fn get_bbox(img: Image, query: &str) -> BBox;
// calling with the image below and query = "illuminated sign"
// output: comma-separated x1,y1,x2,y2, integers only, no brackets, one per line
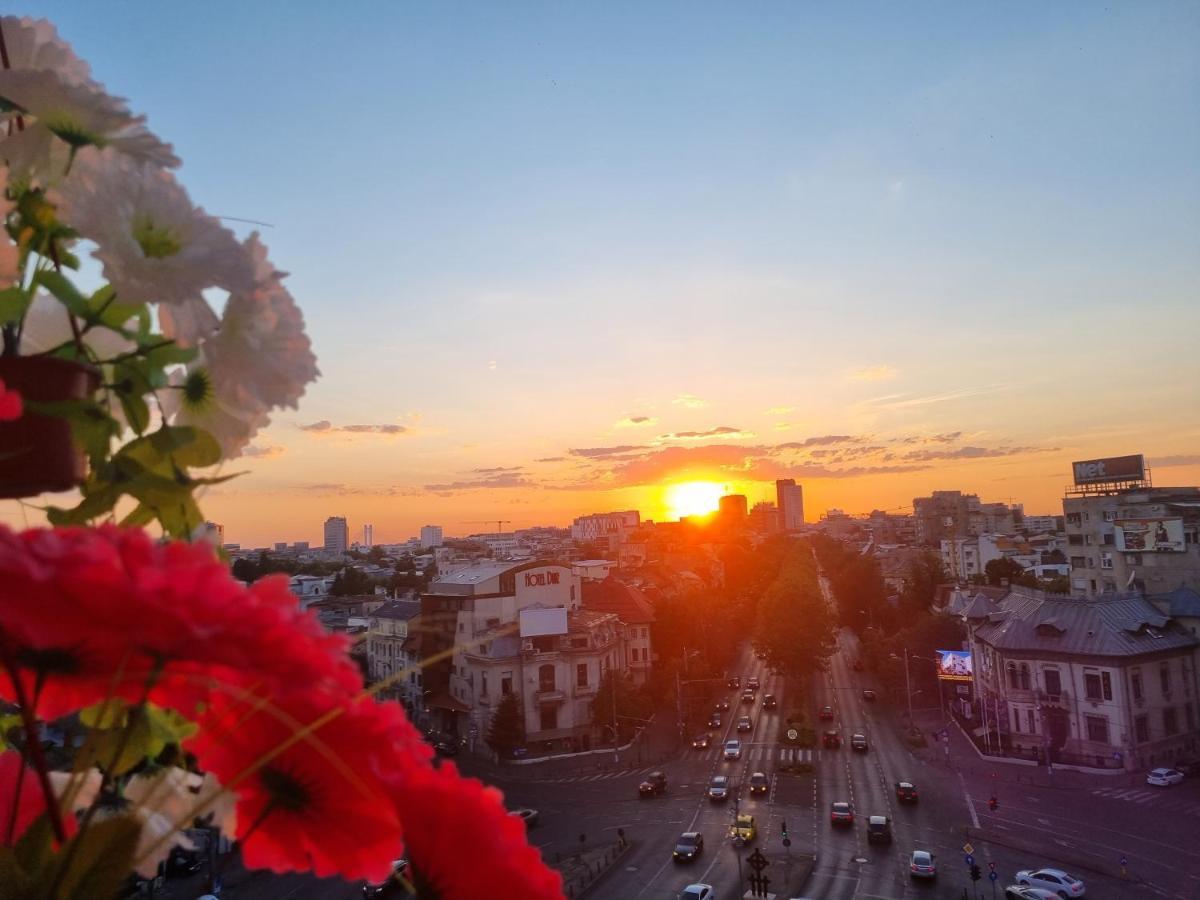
1071,454,1145,486
523,571,561,587
936,649,973,683
1115,518,1185,553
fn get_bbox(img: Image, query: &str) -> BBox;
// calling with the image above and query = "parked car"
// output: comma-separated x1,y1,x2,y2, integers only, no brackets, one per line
909,850,937,880
741,689,755,704
728,676,741,689
748,771,769,795
680,884,714,900
851,733,869,752
819,705,834,720
830,801,854,827
707,775,730,801
747,676,760,690
1014,868,1086,897
1147,767,1185,786
822,730,842,749
762,693,777,710
724,739,742,760
639,771,668,797
433,738,461,757
862,689,877,701
362,860,409,898
895,781,919,804
708,712,722,728
1004,888,1061,900
1174,758,1200,777
509,808,539,828
737,716,752,733
673,831,704,862
728,814,756,843
692,733,712,750
866,815,892,844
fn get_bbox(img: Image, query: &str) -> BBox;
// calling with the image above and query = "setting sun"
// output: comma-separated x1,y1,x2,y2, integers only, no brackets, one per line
665,480,724,521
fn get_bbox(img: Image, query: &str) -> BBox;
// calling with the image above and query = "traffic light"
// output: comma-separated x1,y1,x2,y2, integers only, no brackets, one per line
781,820,788,838
988,795,998,811
970,864,982,882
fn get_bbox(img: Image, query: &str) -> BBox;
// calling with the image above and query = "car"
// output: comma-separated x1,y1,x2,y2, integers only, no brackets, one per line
895,781,919,804
728,676,741,689
819,705,834,721
851,733,868,752
1174,758,1200,777
639,771,668,797
673,831,704,862
728,814,756,843
755,650,767,660
509,808,539,828
1147,767,1185,786
714,699,730,711
862,689,877,701
741,689,755,704
680,884,714,900
737,716,752,733
830,801,853,826
822,730,842,749
1014,867,1086,897
748,771,769,795
1004,888,1061,900
866,815,892,844
910,850,936,880
724,739,742,760
692,733,712,750
747,676,760,690
362,859,409,898
433,737,461,757
707,775,730,801
708,712,722,728
761,693,777,710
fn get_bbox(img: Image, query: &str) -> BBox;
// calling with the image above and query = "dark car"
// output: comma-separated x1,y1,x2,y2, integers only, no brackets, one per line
850,733,868,752
639,771,668,797
737,716,752,733
861,689,877,701
895,781,919,804
761,693,777,710
819,705,834,721
728,675,741,689
714,699,730,711
866,815,892,844
672,831,704,862
434,738,461,757
1175,758,1200,777
692,733,712,750
741,689,755,704
822,730,842,749
748,771,769,795
165,847,202,878
707,775,730,801
708,712,722,728
830,801,854,826
362,860,409,898
746,676,760,690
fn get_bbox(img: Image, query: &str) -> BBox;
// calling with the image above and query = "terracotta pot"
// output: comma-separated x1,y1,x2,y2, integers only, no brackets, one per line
0,355,100,498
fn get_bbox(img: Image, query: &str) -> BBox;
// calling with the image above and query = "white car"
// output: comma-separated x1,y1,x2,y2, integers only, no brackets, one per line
1146,767,1185,786
724,739,742,760
1015,867,1086,897
680,884,713,900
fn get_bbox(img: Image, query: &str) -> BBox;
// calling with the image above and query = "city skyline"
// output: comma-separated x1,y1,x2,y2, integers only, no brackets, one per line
21,2,1200,547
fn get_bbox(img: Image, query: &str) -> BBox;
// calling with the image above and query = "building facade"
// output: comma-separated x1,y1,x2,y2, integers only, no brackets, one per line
776,480,804,531
571,510,641,547
420,525,444,548
363,523,374,547
366,599,422,712
323,516,349,554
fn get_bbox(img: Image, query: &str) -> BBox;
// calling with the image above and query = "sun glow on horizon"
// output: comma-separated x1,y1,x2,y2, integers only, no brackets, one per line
664,480,724,521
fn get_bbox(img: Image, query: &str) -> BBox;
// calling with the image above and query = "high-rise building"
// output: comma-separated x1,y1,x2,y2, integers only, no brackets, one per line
201,521,224,546
749,501,781,534
323,516,349,553
776,480,804,530
718,494,748,524
420,525,444,548
363,524,374,547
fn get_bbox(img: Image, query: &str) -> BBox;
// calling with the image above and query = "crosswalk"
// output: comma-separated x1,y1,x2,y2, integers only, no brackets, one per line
531,746,824,783
704,745,823,765
1089,785,1200,818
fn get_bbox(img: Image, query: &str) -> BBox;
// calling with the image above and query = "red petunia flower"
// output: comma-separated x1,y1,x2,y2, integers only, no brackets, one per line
387,762,563,900
0,379,21,421
0,526,362,720
185,687,430,883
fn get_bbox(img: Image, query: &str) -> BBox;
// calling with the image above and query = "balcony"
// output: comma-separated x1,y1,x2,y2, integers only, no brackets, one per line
535,687,566,703
1036,689,1069,706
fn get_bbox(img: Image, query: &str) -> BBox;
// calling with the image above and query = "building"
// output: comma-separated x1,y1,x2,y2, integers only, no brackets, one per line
420,525,444,548
366,598,422,712
966,587,1199,771
571,511,640,548
913,490,1023,546
1062,455,1200,597
718,494,748,525
941,534,1041,583
202,521,224,546
581,577,656,685
363,524,374,547
323,516,349,554
1020,515,1063,536
749,501,780,535
776,480,804,530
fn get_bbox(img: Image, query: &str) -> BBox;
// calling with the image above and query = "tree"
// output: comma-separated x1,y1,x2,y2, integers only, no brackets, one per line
985,557,1031,588
593,671,653,743
486,691,524,758
330,566,374,596
753,545,837,679
367,545,386,564
900,552,945,616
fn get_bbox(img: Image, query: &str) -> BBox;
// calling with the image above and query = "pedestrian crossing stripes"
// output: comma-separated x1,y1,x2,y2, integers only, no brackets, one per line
531,746,824,783
1090,786,1200,817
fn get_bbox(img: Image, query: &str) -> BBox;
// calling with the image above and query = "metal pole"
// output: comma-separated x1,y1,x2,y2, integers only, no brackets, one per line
904,647,913,725
610,662,619,764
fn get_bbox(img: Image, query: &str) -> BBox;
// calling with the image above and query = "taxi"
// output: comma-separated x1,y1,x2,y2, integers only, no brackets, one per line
728,814,756,844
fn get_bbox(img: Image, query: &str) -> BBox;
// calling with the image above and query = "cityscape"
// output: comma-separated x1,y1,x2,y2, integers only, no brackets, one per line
0,4,1197,900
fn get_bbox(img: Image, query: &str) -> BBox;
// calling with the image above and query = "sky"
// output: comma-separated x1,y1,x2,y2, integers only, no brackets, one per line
20,2,1200,546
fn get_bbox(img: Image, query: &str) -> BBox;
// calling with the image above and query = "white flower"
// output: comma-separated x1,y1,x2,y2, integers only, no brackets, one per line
0,17,94,87
158,294,219,347
122,767,216,878
47,767,103,816
0,71,178,182
166,362,273,458
50,149,252,306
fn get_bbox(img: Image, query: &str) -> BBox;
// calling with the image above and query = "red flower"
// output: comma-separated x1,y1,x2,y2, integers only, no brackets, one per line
186,688,430,883
0,751,69,845
0,526,362,720
0,379,21,421
388,762,563,900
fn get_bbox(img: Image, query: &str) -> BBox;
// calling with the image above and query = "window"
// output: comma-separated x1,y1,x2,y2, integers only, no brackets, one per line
1084,535,1093,545
1101,671,1112,701
1019,664,1031,691
1043,668,1062,697
1164,707,1179,736
1161,663,1172,696
1084,671,1102,700
1135,715,1149,743
1007,663,1019,690
1012,708,1021,732
1070,556,1087,568
540,704,558,731
1026,709,1036,733
480,671,488,697
1131,669,1143,701
576,663,588,688
1100,552,1113,570
1126,553,1141,565
1067,534,1084,546
1103,510,1118,522
1085,715,1109,744
501,672,513,695
538,664,556,692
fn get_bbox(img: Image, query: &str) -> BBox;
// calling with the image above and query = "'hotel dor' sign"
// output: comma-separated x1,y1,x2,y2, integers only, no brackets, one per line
524,571,561,587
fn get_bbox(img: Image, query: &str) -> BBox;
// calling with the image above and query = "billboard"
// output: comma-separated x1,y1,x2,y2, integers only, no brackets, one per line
1115,518,1185,553
936,649,973,683
1072,454,1145,486
518,606,568,638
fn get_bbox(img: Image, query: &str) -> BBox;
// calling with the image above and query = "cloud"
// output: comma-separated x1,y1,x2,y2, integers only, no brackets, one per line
1151,454,1200,468
569,444,649,458
658,425,752,441
242,444,285,458
300,420,408,435
672,394,707,409
471,466,525,474
863,385,1008,410
849,364,898,382
424,472,536,493
901,445,1058,462
534,456,567,463
616,415,658,428
487,360,497,371
776,435,860,449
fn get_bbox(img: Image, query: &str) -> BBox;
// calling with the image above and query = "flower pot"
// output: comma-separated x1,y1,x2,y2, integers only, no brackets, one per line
0,355,100,498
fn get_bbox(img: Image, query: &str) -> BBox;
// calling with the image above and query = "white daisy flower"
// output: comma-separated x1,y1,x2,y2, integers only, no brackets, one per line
167,362,273,458
0,17,94,87
51,149,252,306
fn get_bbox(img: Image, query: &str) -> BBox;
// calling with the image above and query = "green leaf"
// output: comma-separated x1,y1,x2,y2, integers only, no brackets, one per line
11,814,54,881
145,704,198,749
0,846,37,900
32,270,88,317
45,480,122,527
44,815,140,900
141,341,196,370
118,503,158,528
84,285,142,332
0,286,30,325
79,699,130,730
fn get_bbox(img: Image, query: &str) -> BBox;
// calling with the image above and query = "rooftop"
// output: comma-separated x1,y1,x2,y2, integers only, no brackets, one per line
581,577,656,624
371,599,422,621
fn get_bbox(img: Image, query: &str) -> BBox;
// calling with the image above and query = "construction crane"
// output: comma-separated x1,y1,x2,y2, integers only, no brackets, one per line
461,519,513,534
